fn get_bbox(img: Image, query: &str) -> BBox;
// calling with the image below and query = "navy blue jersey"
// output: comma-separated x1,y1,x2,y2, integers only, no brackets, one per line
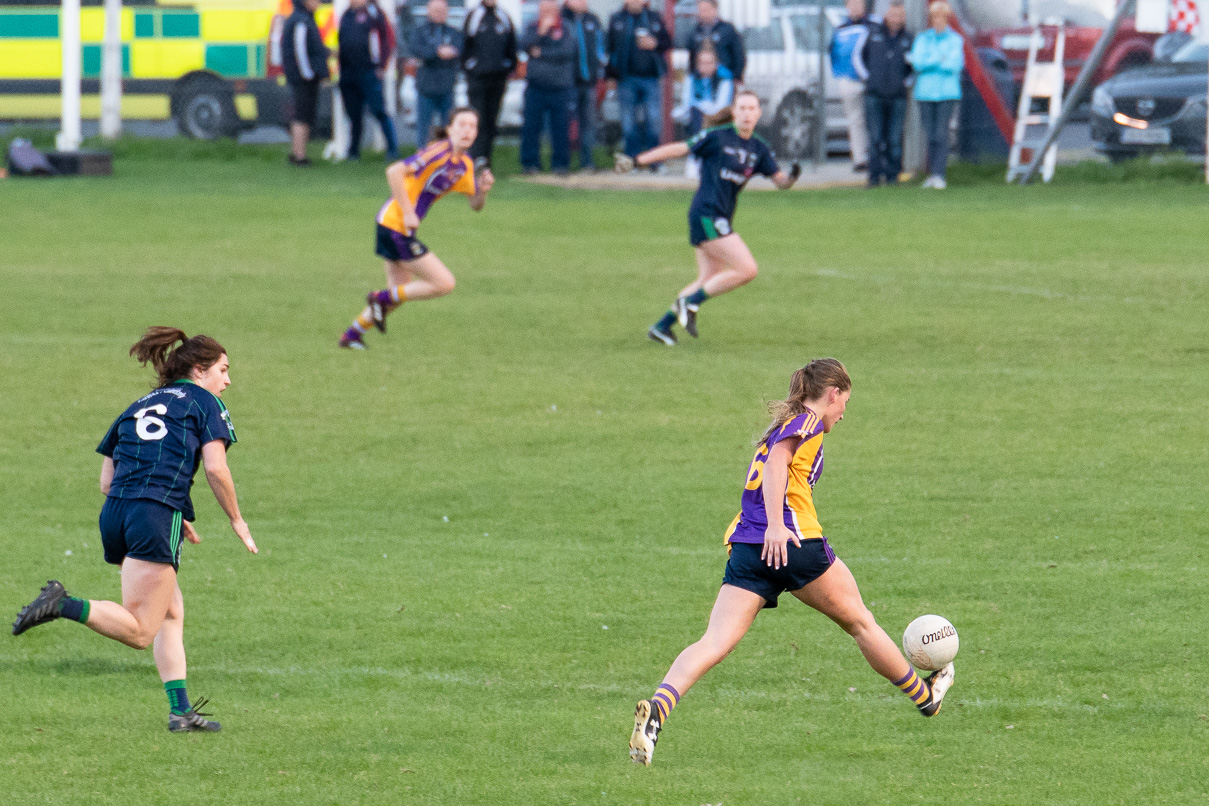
687,124,779,221
96,381,236,521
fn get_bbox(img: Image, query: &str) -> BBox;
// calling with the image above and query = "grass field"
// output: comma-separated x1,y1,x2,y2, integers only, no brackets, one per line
1,140,1208,805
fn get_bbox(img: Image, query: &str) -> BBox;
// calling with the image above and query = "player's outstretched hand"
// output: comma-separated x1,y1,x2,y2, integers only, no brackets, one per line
478,168,496,193
183,520,202,545
232,518,258,554
614,153,635,173
789,162,802,181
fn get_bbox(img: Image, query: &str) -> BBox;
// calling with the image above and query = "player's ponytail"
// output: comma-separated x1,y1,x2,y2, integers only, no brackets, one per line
761,358,851,444
129,326,226,388
431,106,480,142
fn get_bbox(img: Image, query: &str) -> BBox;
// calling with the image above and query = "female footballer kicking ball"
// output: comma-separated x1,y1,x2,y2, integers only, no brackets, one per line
12,327,257,732
339,107,495,349
615,90,801,345
628,359,955,765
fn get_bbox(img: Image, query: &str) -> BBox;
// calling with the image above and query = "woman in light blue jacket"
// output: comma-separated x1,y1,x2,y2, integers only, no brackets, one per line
908,1,964,188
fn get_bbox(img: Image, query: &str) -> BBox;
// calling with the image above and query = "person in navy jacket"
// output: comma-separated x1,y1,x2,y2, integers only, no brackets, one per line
562,0,605,170
408,0,463,145
338,0,399,160
281,0,330,165
860,1,912,186
606,0,672,161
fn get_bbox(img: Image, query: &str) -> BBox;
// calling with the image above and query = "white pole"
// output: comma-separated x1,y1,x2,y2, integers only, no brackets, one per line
100,0,122,139
57,0,83,152
326,0,351,160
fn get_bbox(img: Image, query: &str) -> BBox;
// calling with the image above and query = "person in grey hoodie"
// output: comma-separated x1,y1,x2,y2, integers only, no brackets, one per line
408,0,463,145
519,0,575,173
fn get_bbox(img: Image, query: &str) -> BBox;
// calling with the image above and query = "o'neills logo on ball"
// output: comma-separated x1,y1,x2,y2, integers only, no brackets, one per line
921,625,957,644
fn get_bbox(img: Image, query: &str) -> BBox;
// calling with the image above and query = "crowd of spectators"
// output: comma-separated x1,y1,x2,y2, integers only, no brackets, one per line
281,0,966,186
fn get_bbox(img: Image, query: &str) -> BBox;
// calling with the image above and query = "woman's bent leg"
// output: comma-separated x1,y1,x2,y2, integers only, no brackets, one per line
84,558,177,650
153,583,186,682
697,235,759,298
789,559,910,682
393,252,456,301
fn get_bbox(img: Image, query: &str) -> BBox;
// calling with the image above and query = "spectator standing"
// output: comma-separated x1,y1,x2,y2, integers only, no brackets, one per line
281,0,330,165
686,0,744,83
463,0,518,167
829,0,875,171
338,0,399,160
408,0,463,145
908,0,963,189
562,0,606,171
606,0,672,162
860,1,912,186
519,0,576,174
672,46,733,177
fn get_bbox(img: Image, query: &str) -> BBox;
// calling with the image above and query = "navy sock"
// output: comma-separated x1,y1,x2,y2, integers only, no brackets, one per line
59,596,89,623
655,311,677,332
165,680,191,715
686,288,710,306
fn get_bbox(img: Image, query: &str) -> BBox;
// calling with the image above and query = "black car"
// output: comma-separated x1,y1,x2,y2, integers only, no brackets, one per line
1090,40,1208,162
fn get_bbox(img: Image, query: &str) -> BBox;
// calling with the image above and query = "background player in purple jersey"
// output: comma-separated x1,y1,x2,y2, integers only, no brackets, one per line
340,108,495,349
614,90,801,345
12,328,257,733
629,359,955,766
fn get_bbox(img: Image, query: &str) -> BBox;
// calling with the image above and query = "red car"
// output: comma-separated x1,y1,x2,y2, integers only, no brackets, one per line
973,18,1160,88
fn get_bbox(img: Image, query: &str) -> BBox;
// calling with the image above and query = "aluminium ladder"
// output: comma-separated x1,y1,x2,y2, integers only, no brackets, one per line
1006,21,1066,183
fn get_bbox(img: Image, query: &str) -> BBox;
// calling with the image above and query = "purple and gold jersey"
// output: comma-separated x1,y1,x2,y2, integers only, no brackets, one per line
377,140,477,235
724,409,826,544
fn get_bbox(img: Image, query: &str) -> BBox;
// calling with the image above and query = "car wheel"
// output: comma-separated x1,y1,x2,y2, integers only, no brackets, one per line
175,77,239,140
772,91,819,160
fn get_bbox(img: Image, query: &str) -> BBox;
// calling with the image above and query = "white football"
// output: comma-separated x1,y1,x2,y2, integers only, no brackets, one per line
902,615,959,671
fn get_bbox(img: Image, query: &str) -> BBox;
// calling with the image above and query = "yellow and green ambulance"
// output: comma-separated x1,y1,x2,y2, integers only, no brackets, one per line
0,0,335,138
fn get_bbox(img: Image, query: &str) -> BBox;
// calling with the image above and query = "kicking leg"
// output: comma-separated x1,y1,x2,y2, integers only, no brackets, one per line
630,584,764,765
790,559,953,715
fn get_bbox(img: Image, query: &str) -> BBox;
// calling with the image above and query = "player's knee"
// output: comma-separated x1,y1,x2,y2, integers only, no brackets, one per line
434,274,456,297
128,630,156,650
737,260,758,283
839,606,877,637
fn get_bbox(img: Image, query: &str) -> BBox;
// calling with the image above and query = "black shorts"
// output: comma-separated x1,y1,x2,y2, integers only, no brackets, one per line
99,497,184,572
722,538,836,608
689,210,735,246
290,80,321,126
375,223,429,261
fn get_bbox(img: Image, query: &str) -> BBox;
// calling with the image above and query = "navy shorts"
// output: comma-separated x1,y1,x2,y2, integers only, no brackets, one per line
290,79,320,126
376,223,429,262
688,210,734,246
99,497,185,572
723,538,836,608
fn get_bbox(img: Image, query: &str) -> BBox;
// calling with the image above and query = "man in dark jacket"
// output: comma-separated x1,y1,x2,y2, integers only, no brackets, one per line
338,0,398,160
686,0,744,82
562,0,605,170
408,0,462,145
860,1,912,186
605,0,672,160
462,0,518,166
281,0,330,164
519,0,575,173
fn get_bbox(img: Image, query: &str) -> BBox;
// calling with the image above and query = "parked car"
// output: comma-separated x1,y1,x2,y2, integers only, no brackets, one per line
1090,38,1207,161
972,17,1159,91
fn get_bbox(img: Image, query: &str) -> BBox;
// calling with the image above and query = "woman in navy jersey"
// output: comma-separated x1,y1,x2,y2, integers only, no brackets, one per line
12,327,256,733
616,90,801,345
628,360,955,766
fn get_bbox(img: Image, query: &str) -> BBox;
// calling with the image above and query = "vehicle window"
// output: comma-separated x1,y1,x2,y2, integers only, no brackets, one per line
744,19,784,51
788,11,831,52
1172,41,1209,63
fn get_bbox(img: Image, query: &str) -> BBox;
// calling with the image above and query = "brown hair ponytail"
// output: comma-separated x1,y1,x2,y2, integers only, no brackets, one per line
129,326,226,388
760,358,851,444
